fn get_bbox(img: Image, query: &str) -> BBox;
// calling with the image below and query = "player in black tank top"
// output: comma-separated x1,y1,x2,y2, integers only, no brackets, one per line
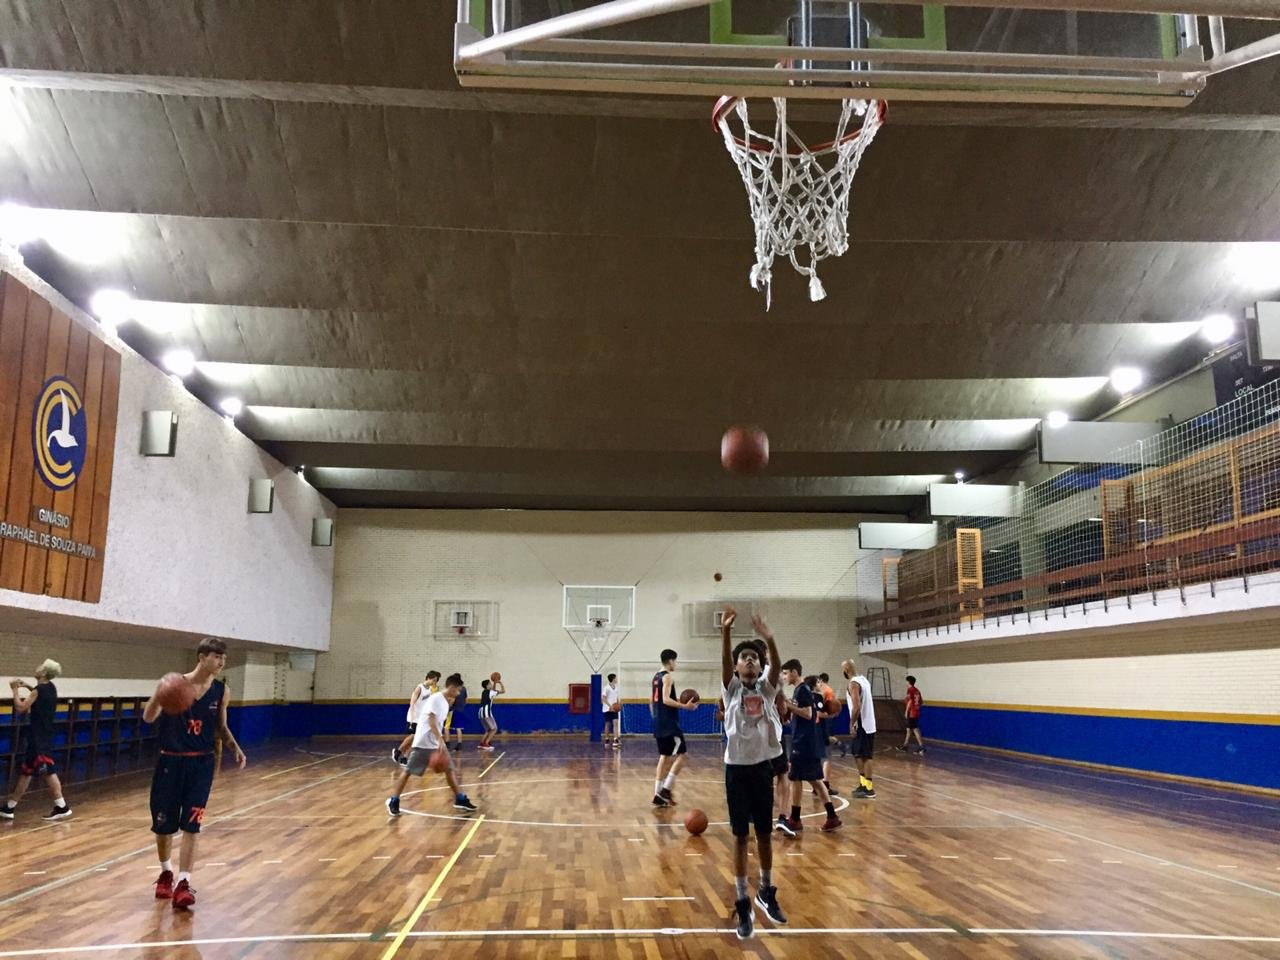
144,639,247,911
651,650,697,807
3,658,72,821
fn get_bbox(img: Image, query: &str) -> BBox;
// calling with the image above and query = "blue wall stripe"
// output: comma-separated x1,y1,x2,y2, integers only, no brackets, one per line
923,704,1280,791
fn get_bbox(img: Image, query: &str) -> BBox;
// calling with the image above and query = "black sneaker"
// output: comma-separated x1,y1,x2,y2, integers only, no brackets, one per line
651,794,668,807
42,805,71,821
454,795,478,811
659,787,676,806
385,796,400,817
754,885,787,925
391,747,402,764
825,782,840,797
853,786,876,799
773,815,796,838
0,804,15,820
733,897,754,940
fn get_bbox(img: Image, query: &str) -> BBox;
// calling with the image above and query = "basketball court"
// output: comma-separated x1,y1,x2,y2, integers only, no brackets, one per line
1,0,1280,957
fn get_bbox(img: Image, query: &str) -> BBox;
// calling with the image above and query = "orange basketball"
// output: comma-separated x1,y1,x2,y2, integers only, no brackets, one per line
680,688,700,705
720,425,769,475
154,672,196,716
490,671,501,683
684,808,708,835
428,748,450,773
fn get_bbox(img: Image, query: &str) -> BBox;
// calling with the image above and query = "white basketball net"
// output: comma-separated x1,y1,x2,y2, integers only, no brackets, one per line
566,620,630,674
715,97,884,309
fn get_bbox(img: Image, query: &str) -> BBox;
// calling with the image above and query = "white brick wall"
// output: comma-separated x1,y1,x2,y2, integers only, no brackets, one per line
904,618,1280,716
319,509,893,701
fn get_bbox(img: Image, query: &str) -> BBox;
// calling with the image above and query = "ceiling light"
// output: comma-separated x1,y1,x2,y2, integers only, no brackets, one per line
0,202,41,247
1109,366,1143,394
1225,244,1280,294
89,289,133,328
1045,411,1069,430
1200,313,1235,345
1146,321,1199,346
39,210,124,265
953,470,965,482
219,397,243,418
162,349,196,378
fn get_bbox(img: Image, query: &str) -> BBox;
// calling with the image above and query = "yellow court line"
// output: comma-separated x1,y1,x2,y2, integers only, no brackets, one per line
259,753,347,781
379,814,486,960
477,751,505,779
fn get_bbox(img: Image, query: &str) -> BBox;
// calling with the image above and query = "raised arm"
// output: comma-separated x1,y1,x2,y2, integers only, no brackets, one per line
495,681,506,695
720,607,737,687
9,680,35,716
219,691,247,768
751,615,781,689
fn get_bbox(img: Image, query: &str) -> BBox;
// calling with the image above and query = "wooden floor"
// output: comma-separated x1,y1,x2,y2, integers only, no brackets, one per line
1,737,1278,959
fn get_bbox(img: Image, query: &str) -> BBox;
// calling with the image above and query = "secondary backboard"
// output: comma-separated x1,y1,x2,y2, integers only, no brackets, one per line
449,0,1275,108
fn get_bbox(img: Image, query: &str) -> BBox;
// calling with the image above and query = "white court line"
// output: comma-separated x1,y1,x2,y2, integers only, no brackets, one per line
259,753,347,781
206,862,227,867
872,769,1280,900
1047,859,1068,863
839,853,857,857
262,860,283,865
940,855,960,859
477,751,506,779
889,854,907,858
478,854,496,859
0,757,381,910
4,927,1280,956
993,857,1013,861
319,858,338,862
372,856,392,861
1103,860,1123,864
21,871,45,876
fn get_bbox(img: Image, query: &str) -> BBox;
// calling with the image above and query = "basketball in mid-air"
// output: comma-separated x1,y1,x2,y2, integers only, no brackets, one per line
684,808,708,835
154,673,196,715
720,426,769,474
680,688,700,705
491,671,501,682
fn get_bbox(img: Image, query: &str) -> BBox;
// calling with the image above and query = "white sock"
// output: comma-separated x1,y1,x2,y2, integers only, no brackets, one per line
654,780,662,796
178,871,191,883
662,773,676,790
54,798,67,808
161,860,173,873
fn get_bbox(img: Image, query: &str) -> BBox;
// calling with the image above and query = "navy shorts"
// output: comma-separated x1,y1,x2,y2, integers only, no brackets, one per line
655,732,687,756
451,710,468,732
726,759,776,838
788,754,823,783
20,741,56,777
150,753,216,835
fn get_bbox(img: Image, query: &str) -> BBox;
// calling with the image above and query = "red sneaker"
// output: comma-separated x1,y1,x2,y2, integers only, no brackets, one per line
172,879,196,910
154,869,174,899
821,815,843,832
785,817,804,833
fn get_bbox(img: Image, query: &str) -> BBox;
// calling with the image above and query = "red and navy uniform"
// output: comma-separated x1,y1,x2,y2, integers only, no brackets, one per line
149,679,223,835
651,670,686,756
20,681,58,776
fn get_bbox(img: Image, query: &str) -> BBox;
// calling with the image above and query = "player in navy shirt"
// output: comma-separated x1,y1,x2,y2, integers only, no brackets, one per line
651,649,698,806
2,658,72,821
777,660,840,834
144,638,247,911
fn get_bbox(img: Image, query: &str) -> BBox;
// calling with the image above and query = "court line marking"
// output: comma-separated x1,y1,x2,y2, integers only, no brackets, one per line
379,814,485,960
871,768,1280,901
5,927,1280,955
0,757,381,910
623,897,695,902
259,753,347,781
477,751,506,779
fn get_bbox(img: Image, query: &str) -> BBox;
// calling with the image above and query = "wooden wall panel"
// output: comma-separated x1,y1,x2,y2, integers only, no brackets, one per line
0,272,119,602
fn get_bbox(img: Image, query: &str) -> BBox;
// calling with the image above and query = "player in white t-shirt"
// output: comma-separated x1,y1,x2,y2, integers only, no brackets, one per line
720,606,787,940
393,670,439,765
385,673,478,816
602,673,621,747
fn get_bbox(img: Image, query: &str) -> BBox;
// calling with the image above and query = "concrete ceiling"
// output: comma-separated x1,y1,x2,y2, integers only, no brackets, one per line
2,1,1279,512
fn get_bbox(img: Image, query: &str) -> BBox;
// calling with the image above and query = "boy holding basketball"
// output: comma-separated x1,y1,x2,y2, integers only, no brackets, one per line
720,607,787,939
652,649,698,806
779,661,841,834
602,673,621,746
386,673,478,816
2,659,72,821
477,674,505,751
145,638,247,910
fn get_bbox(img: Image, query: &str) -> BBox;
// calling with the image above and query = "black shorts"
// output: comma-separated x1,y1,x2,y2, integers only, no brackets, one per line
405,721,418,734
905,717,919,730
853,729,876,760
655,732,687,756
770,752,789,778
726,759,777,838
20,740,56,777
788,754,824,783
150,753,216,835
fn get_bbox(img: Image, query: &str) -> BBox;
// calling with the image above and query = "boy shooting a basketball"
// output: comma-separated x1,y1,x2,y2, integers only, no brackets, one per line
477,675,505,751
386,673,478,816
720,607,787,940
2,659,72,822
652,649,697,807
393,670,440,765
145,638,247,910
602,673,621,747
778,661,841,834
